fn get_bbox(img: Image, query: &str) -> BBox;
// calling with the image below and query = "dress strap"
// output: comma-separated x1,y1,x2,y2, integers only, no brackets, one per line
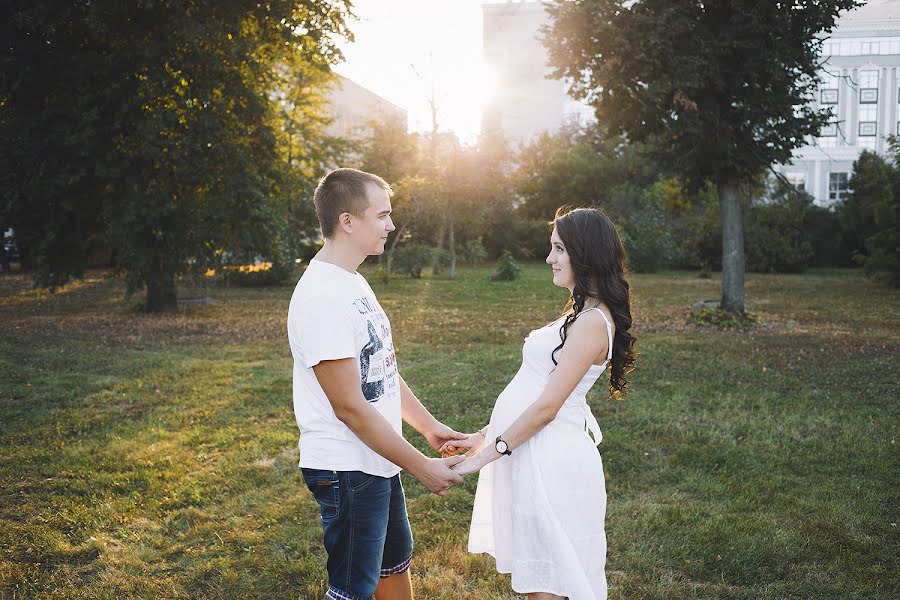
580,307,614,362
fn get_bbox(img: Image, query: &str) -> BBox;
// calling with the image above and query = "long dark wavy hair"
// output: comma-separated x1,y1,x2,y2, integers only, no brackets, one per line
550,206,637,397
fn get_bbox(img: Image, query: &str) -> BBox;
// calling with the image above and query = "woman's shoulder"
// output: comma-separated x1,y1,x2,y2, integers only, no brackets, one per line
574,304,614,329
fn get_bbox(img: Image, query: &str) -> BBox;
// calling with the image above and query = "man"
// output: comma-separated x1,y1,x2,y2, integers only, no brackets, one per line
287,168,466,600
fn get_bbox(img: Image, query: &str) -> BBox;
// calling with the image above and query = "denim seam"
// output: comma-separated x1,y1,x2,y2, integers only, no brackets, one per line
344,472,354,593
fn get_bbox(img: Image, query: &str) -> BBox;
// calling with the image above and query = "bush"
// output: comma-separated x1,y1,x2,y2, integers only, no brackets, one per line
223,260,297,287
614,187,676,273
491,250,521,281
689,306,759,329
842,148,900,286
392,243,433,278
460,238,488,268
431,246,450,275
744,185,815,273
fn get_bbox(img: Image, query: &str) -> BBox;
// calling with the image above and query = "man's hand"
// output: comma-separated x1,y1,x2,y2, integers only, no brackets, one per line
439,430,488,458
410,455,465,496
424,422,467,454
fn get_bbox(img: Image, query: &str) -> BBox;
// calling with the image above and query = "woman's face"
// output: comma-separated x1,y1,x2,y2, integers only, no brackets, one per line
546,227,575,290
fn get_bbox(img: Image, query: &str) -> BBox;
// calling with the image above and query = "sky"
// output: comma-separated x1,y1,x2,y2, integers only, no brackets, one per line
333,0,495,143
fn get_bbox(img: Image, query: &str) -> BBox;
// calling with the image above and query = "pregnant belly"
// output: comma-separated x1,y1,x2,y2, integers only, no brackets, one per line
489,371,546,433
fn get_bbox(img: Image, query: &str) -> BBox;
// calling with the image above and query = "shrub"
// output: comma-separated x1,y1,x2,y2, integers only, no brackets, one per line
460,238,488,268
491,250,521,281
391,243,433,278
744,185,815,273
689,306,759,329
615,187,676,273
431,246,450,275
842,148,900,286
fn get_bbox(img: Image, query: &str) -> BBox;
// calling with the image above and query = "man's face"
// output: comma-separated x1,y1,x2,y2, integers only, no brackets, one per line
353,184,395,256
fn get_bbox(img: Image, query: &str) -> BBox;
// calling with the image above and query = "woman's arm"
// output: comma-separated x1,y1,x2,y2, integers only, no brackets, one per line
453,311,610,476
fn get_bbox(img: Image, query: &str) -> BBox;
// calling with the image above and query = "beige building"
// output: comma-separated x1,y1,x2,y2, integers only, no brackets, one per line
324,74,407,140
481,1,592,147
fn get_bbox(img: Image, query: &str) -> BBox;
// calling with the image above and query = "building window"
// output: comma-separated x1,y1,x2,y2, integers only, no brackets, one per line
821,89,838,104
859,121,877,136
829,172,849,203
785,172,806,191
857,72,879,150
821,37,900,57
818,121,838,147
859,69,879,89
819,70,840,105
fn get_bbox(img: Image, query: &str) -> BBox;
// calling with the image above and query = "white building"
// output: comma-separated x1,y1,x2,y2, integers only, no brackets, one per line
481,1,592,147
774,0,900,206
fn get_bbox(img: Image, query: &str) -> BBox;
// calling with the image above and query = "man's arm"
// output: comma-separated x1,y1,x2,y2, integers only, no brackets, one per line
398,375,466,452
313,358,463,495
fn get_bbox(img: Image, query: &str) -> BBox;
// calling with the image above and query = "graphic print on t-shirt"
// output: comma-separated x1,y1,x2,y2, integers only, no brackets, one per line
360,320,384,401
353,297,398,403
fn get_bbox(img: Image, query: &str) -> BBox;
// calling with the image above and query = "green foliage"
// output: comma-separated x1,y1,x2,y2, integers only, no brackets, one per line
391,243,433,278
842,149,900,286
613,185,677,273
430,246,451,275
491,250,522,281
515,126,614,220
671,183,723,270
0,0,349,310
460,238,488,268
744,184,815,274
689,306,760,329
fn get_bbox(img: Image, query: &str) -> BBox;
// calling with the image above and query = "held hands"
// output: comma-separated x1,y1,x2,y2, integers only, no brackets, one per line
425,422,468,455
413,455,465,496
438,429,488,458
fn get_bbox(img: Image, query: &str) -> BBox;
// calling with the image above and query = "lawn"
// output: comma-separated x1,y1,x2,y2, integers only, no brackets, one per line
0,263,897,599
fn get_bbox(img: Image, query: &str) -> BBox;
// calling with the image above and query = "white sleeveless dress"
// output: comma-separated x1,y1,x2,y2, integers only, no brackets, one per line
468,308,612,599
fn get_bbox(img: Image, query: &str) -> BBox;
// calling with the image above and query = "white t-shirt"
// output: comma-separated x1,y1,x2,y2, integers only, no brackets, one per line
287,259,402,477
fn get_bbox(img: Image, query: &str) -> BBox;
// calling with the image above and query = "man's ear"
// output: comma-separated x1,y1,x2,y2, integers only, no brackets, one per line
338,212,353,235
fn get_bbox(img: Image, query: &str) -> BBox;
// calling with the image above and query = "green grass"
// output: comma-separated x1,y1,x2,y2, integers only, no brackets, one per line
0,264,897,598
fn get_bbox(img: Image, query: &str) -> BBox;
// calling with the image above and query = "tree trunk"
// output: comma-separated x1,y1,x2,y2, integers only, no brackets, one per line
146,271,178,312
383,223,405,284
448,210,456,280
433,221,446,274
718,175,745,313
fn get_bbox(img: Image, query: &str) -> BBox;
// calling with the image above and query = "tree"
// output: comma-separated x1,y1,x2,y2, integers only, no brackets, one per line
545,0,860,313
843,149,900,286
1,1,351,311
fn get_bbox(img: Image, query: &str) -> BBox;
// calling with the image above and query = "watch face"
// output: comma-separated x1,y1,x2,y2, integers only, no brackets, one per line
496,440,508,454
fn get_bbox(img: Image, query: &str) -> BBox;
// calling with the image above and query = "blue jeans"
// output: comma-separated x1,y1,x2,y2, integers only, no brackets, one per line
302,469,414,600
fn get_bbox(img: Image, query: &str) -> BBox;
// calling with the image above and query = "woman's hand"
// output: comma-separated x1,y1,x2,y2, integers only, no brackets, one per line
439,429,488,458
451,452,486,477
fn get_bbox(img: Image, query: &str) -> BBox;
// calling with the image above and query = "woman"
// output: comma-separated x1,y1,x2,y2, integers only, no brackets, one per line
443,206,636,600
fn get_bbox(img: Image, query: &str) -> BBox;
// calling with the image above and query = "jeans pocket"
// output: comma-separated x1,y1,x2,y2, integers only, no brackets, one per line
302,469,340,521
345,470,378,492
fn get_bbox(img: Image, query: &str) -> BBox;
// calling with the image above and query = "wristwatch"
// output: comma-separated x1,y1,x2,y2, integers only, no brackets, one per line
495,436,512,456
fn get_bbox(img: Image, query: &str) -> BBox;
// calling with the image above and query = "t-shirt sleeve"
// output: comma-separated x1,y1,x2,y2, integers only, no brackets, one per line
289,294,356,368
